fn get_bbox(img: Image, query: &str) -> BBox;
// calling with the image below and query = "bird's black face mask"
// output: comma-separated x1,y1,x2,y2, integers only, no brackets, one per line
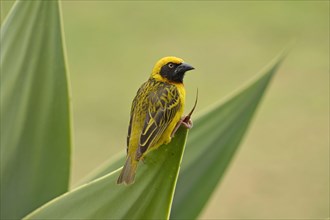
160,62,194,83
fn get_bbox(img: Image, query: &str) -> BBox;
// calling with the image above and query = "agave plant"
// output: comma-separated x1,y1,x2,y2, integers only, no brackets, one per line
0,1,284,219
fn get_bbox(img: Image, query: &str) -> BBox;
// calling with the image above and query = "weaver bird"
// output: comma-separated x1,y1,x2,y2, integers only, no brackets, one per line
117,56,194,185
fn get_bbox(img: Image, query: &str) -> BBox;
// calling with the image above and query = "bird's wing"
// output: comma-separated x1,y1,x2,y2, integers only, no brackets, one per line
126,104,134,154
126,85,144,154
137,84,181,159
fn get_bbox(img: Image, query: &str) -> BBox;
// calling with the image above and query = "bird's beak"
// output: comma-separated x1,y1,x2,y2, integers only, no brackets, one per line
175,62,195,74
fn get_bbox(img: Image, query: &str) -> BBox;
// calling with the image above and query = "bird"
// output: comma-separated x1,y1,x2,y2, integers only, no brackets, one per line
117,56,195,185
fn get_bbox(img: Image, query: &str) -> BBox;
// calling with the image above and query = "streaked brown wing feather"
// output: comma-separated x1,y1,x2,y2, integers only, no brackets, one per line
137,83,180,158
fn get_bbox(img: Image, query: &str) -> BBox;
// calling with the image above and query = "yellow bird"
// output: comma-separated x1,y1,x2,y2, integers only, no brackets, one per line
117,56,194,185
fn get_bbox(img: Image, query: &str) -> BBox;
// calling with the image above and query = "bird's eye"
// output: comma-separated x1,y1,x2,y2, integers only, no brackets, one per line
168,63,174,68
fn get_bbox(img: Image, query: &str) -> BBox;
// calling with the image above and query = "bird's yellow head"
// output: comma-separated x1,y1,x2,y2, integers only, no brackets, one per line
151,56,194,83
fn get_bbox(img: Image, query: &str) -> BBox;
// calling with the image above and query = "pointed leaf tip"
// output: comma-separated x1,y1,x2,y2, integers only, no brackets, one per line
170,53,284,219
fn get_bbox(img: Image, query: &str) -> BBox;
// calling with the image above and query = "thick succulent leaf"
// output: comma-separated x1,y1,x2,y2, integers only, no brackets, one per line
24,128,188,219
0,1,71,219
170,56,283,219
76,54,283,219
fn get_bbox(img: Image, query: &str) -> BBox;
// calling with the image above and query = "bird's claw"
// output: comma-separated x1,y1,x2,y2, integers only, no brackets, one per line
171,116,193,138
182,115,193,129
171,89,198,138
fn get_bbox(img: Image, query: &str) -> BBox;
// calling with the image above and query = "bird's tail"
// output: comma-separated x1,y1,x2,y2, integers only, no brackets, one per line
117,155,138,185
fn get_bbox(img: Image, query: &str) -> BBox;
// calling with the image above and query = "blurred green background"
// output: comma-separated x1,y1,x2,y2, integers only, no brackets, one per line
1,1,328,219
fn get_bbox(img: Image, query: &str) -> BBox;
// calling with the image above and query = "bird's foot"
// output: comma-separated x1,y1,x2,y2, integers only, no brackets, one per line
171,116,193,138
171,89,199,138
181,115,193,129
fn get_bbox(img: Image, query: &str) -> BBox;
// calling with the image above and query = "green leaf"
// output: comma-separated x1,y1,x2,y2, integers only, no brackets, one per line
24,128,188,219
170,55,284,219
75,54,284,218
0,1,71,219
